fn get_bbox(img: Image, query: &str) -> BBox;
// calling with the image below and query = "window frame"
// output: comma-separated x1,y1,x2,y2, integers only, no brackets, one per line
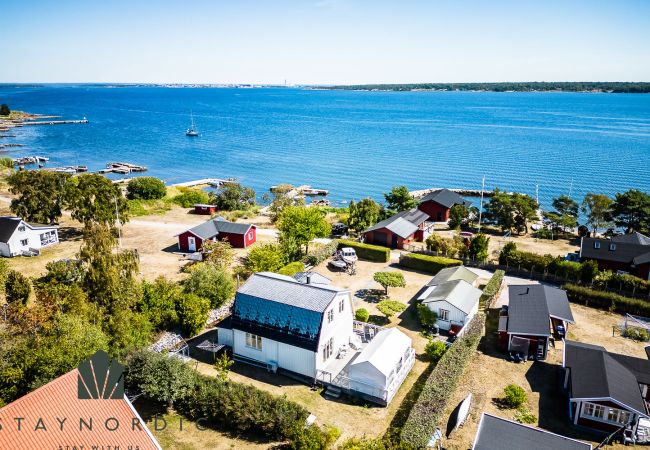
245,332,263,351
439,308,450,321
338,299,345,312
20,238,28,246
322,337,333,361
594,241,601,249
327,309,334,323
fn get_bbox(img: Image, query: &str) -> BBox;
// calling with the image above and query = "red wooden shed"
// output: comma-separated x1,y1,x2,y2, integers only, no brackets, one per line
193,204,218,215
177,218,256,252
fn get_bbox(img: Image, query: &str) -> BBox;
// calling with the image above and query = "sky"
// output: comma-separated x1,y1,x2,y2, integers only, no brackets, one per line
1,0,650,84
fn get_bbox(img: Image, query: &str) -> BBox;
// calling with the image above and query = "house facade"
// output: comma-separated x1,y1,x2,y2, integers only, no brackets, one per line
217,272,354,380
0,216,59,257
498,285,575,360
177,217,256,252
363,208,430,249
580,233,650,280
417,188,471,222
418,279,481,332
563,340,650,440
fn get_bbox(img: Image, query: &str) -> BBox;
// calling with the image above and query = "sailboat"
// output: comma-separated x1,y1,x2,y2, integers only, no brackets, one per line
186,111,199,137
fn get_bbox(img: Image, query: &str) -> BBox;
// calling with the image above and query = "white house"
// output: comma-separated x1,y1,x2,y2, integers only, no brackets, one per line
0,216,59,257
217,272,355,380
348,328,415,405
418,279,481,331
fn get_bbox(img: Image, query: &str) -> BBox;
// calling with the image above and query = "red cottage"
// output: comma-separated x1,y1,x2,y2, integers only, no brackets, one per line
579,232,650,281
177,218,256,252
417,188,471,222
363,208,430,249
193,204,218,215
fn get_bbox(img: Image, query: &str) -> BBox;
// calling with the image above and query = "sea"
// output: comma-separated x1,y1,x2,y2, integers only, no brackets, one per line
1,85,650,210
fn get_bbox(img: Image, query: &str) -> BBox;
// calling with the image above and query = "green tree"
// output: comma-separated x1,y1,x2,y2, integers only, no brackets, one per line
184,263,235,308
424,340,447,362
172,188,211,208
0,104,10,116
209,182,256,211
609,189,650,234
552,195,579,218
484,189,537,234
384,186,417,212
126,350,195,411
373,271,406,295
5,270,31,305
355,308,370,322
448,204,470,230
581,193,612,236
276,206,331,254
469,234,490,261
176,293,210,336
141,277,181,330
264,184,305,223
126,177,166,200
245,243,287,272
498,241,518,265
214,353,234,381
348,198,381,234
65,174,129,226
416,303,437,328
7,171,71,224
201,239,235,270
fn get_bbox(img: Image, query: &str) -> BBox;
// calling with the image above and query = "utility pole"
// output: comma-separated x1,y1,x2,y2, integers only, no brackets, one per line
114,196,122,247
478,175,485,233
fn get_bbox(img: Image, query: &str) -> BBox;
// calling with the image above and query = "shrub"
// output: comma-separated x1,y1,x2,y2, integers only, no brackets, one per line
377,300,407,318
424,340,447,362
176,293,211,336
246,243,287,273
514,408,537,424
355,308,370,322
184,263,235,308
305,240,338,266
401,315,483,448
337,239,390,263
286,424,341,450
564,283,650,316
398,253,462,274
622,327,649,341
594,271,650,296
126,177,166,200
502,384,527,408
5,270,31,305
480,270,505,307
416,303,437,328
172,188,211,208
373,271,406,295
278,261,306,277
0,157,14,170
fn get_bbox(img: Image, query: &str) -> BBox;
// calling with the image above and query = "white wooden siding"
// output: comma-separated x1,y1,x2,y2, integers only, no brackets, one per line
426,300,468,330
315,292,355,371
1,221,59,257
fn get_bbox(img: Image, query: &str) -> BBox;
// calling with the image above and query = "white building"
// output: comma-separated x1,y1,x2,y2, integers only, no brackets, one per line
418,279,481,331
0,216,59,257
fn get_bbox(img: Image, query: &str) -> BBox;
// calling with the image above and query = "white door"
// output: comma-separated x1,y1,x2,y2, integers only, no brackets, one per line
188,236,196,252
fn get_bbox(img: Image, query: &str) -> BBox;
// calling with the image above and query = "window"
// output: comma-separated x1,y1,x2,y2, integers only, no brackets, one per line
245,333,262,350
322,337,333,361
439,309,450,321
327,309,334,323
338,299,345,312
20,239,28,246
248,231,254,240
18,226,25,232
583,402,605,419
607,408,631,424
609,243,616,251
594,242,601,249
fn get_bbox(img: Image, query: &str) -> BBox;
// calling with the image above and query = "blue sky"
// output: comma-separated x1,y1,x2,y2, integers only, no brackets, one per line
2,0,649,84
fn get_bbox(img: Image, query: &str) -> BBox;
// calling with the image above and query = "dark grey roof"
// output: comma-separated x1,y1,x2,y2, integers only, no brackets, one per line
580,236,650,265
293,271,332,285
0,217,22,243
507,285,574,336
612,232,650,245
473,413,592,450
564,340,648,416
186,218,253,239
363,207,427,238
419,188,471,209
237,272,344,313
609,353,650,386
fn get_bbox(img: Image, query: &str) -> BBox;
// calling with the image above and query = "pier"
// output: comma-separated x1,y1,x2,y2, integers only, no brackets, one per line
171,178,234,188
98,162,147,174
21,118,89,126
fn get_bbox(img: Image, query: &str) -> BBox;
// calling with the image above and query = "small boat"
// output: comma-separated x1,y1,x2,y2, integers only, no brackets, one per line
454,393,472,431
301,187,329,196
340,247,358,264
186,111,199,137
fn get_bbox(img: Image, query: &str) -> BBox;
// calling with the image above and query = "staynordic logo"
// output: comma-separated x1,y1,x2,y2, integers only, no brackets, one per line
77,350,124,400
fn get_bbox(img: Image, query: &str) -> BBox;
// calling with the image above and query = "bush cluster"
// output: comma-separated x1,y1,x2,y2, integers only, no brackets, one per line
499,243,598,282
594,271,650,296
479,270,505,307
172,187,211,208
305,241,338,266
400,315,483,448
398,253,462,275
564,283,650,316
355,308,370,322
424,340,447,362
502,384,527,408
622,327,650,341
337,240,390,262
376,300,407,318
126,177,167,200
278,261,306,277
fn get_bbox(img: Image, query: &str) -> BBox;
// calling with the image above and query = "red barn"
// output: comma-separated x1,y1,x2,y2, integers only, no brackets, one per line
417,188,471,222
193,204,217,215
363,208,430,249
177,218,256,252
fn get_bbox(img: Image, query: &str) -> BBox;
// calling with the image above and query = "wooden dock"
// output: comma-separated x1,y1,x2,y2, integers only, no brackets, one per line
98,162,147,174
21,118,89,126
171,178,233,188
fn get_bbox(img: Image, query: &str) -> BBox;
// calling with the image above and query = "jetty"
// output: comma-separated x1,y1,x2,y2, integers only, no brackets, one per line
21,118,89,126
171,178,235,188
98,162,148,174
270,184,329,197
1,143,25,149
410,187,497,199
44,166,88,174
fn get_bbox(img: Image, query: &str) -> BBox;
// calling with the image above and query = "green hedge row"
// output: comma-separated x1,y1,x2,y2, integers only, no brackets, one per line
480,269,505,307
594,271,650,296
278,261,306,277
563,284,650,316
499,243,598,282
337,240,390,263
400,314,484,448
398,253,462,274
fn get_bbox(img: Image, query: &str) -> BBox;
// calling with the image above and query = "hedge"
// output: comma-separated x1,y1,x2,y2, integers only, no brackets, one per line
594,271,650,296
337,240,390,263
480,269,505,307
398,253,462,274
278,262,306,277
400,314,484,448
563,284,650,317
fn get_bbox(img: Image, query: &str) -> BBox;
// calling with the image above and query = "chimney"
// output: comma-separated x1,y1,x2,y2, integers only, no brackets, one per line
306,273,312,285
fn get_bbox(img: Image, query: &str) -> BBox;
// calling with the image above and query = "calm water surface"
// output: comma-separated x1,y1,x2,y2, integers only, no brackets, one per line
1,86,649,209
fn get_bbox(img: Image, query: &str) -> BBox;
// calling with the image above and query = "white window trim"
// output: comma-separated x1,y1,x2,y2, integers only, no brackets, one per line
581,401,632,426
245,332,262,351
439,309,450,321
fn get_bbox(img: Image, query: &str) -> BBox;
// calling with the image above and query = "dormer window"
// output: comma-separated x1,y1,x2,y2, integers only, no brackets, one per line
594,242,601,249
18,226,25,232
609,243,616,251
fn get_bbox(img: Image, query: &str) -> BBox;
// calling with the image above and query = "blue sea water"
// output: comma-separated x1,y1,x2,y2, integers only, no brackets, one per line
1,85,649,209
